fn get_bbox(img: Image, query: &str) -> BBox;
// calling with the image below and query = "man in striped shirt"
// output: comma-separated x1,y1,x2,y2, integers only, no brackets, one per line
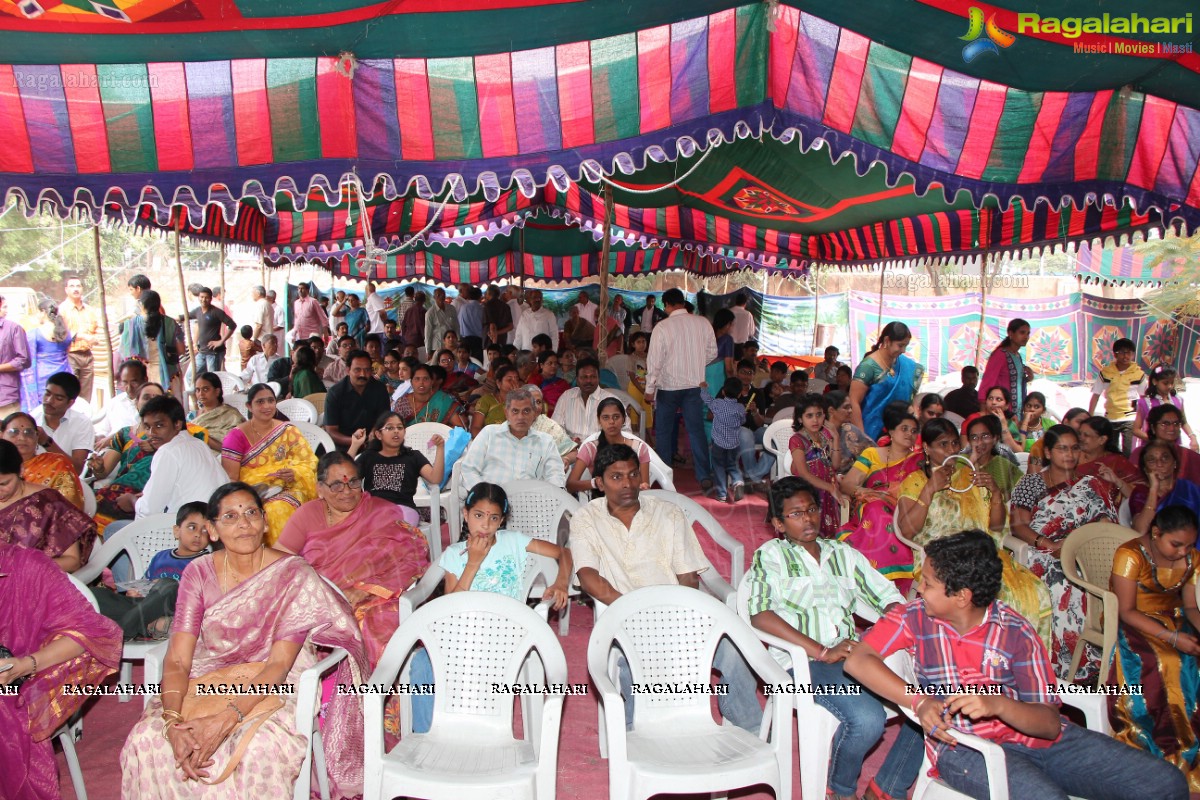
846,530,1186,800
645,288,716,491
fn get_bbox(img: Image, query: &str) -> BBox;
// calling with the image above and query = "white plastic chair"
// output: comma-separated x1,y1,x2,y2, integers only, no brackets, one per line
641,489,745,588
406,421,453,561
942,410,965,429
58,574,100,799
267,380,283,397
1118,497,1132,527
574,432,675,503
76,513,179,702
1060,521,1138,686
225,392,249,417
80,481,97,517
293,420,336,457
1014,451,1030,472
364,592,567,800
763,418,795,481
808,378,828,394
607,387,647,440
502,479,581,635
277,397,319,424
587,586,793,800
212,371,246,394
732,579,900,800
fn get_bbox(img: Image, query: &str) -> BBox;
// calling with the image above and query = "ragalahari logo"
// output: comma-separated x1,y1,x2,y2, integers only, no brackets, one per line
960,7,1016,62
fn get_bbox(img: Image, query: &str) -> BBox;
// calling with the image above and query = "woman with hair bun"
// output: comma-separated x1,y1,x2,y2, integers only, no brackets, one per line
848,321,925,440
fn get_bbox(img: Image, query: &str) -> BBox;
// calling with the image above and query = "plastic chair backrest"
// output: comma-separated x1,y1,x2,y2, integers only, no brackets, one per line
606,387,646,439
374,592,566,735
502,480,580,548
80,481,97,517
68,573,100,612
303,393,327,416
225,392,248,416
577,431,674,491
763,419,794,478
942,410,965,429
213,371,246,394
406,421,452,466
293,421,336,457
642,489,745,587
1061,522,1137,592
77,513,178,584
277,397,318,424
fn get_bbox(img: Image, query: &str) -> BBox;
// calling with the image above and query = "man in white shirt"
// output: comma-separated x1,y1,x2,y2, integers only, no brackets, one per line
571,443,762,731
511,290,559,352
574,291,597,325
267,290,286,351
729,292,757,346
365,282,390,335
424,288,459,356
551,357,614,442
31,371,94,471
459,387,566,489
645,288,717,491
251,285,272,341
505,286,524,346
241,334,284,386
132,395,227,518
96,360,148,438
329,290,348,334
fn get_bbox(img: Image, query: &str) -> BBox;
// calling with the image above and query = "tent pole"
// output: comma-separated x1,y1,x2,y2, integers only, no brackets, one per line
876,265,884,332
173,216,197,410
218,240,226,304
597,184,614,367
975,252,992,366
92,223,115,402
811,264,821,355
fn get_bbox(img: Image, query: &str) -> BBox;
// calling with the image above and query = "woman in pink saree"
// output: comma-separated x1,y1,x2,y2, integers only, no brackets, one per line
120,483,368,800
837,407,922,594
278,452,429,671
0,543,122,800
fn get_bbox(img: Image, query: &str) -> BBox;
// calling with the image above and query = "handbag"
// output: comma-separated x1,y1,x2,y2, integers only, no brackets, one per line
178,662,285,785
0,645,29,688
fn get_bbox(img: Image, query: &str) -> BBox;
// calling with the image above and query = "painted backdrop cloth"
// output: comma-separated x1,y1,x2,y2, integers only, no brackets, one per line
221,424,316,546
19,329,72,413
1108,540,1200,791
120,554,367,800
0,486,96,563
0,543,121,800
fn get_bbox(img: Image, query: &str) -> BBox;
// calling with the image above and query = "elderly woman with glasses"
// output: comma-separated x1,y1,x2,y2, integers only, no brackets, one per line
277,452,429,734
1009,424,1120,681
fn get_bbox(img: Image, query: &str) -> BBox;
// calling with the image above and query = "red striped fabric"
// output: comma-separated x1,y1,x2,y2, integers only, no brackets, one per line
1187,159,1200,210
148,62,192,172
1017,92,1068,183
0,65,33,173
316,58,357,158
1127,95,1177,190
769,5,800,107
475,53,519,158
822,28,869,134
394,59,435,160
62,64,111,174
707,8,737,113
956,81,1006,180
231,59,273,166
890,59,942,162
1073,90,1113,181
555,42,593,149
637,25,672,133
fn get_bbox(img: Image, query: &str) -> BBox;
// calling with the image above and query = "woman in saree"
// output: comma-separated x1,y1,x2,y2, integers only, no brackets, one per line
1009,424,1120,680
837,406,921,591
277,453,429,735
288,344,324,400
849,321,925,440
120,290,184,398
2,411,84,510
789,393,842,538
0,542,121,800
470,365,522,436
19,299,72,413
220,383,317,546
344,294,368,348
393,364,467,428
1130,440,1200,535
896,418,1053,649
120,482,368,800
977,317,1031,410
1110,505,1200,790
1076,415,1144,502
0,439,95,572
1028,407,1089,471
533,353,571,416
964,414,1024,498
188,372,244,449
825,389,874,475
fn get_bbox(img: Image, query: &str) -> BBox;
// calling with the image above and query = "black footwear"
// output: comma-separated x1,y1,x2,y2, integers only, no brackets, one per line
732,482,745,502
700,478,714,491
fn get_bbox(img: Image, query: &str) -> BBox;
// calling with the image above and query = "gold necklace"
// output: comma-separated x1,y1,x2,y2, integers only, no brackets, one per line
222,545,265,592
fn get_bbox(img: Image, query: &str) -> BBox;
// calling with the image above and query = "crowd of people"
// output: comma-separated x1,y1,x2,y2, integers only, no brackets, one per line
1,275,1199,800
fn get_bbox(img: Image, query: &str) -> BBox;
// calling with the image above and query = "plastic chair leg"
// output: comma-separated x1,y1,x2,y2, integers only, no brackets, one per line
118,660,133,703
59,727,88,800
558,600,571,636
1067,640,1085,684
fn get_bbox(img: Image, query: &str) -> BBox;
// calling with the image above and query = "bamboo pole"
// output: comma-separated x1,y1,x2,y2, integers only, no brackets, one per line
173,216,197,408
876,265,885,332
218,240,226,303
975,252,992,367
596,184,614,367
91,224,115,401
811,264,821,355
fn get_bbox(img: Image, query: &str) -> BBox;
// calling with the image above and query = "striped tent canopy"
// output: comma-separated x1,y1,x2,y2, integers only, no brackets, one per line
3,0,1199,275
1073,240,1180,284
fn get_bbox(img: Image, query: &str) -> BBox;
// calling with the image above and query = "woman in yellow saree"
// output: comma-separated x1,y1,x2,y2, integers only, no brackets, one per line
2,411,84,510
220,383,316,545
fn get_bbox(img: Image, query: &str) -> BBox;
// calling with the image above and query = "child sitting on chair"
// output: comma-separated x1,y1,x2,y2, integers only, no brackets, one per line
845,529,1187,800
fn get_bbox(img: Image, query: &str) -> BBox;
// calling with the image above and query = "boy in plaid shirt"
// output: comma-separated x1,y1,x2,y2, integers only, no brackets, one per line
846,529,1186,800
700,377,747,503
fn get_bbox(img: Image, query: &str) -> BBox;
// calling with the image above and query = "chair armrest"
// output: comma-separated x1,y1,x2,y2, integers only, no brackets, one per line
1063,571,1110,601
142,641,170,709
399,565,445,623
899,704,1010,800
699,567,735,605
294,648,348,733
74,535,135,585
1056,682,1111,735
1001,534,1030,564
586,652,628,763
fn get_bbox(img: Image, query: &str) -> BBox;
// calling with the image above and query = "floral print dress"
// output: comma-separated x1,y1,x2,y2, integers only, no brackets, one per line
789,428,840,538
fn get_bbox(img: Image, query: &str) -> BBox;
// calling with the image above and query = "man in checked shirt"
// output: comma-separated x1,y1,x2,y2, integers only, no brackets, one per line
846,530,1186,800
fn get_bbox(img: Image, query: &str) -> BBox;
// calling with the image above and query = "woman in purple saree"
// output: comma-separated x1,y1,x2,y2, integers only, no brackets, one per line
120,482,368,800
0,543,122,800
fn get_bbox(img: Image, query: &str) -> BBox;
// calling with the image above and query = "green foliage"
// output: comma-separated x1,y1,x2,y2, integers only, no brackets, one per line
1139,229,1200,319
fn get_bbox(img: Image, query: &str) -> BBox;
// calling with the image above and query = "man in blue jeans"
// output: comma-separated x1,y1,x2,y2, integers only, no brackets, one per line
846,530,1187,800
645,288,715,490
